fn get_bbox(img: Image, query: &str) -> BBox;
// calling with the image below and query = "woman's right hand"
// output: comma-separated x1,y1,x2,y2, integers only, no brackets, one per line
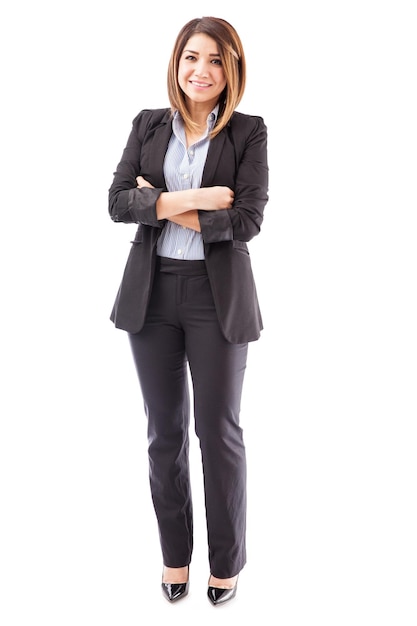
155,186,234,221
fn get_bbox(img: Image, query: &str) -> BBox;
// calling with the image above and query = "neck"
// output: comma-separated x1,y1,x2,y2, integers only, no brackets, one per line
186,98,217,127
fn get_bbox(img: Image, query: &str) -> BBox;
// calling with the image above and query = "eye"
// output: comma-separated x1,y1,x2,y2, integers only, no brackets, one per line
211,58,222,66
184,54,197,61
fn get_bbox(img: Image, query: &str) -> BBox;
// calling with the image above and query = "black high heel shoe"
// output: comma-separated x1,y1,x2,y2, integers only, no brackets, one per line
207,575,238,606
161,566,189,603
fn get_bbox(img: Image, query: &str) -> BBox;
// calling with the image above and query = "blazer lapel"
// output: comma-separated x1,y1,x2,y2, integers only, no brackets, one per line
147,112,173,188
146,112,227,188
202,131,226,186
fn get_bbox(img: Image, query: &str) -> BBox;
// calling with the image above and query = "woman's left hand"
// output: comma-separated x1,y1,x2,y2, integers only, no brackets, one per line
136,176,154,189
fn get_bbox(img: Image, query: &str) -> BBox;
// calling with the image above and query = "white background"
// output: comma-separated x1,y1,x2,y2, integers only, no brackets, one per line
1,1,416,624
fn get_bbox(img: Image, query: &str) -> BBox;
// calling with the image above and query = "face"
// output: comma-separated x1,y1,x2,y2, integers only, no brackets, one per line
178,33,227,108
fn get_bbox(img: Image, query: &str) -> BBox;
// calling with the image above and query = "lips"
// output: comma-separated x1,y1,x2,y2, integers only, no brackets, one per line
190,81,211,88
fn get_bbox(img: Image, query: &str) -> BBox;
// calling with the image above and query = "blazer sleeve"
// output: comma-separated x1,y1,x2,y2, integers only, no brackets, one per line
198,114,269,244
108,110,165,227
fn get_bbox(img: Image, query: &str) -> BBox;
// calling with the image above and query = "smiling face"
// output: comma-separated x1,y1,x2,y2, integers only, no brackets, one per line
178,33,227,111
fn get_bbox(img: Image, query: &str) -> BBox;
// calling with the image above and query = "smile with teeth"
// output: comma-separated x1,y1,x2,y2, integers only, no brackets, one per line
191,81,211,88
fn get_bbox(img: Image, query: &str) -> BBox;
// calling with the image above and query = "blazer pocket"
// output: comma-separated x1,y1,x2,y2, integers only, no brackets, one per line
130,226,144,244
233,240,250,255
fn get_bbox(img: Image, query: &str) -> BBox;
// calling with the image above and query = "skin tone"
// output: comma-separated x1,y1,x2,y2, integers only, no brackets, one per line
136,33,235,235
162,565,238,590
140,33,238,591
177,32,227,143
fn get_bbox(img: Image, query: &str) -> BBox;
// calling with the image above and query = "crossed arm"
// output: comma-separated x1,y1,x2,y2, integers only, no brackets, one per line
136,176,234,232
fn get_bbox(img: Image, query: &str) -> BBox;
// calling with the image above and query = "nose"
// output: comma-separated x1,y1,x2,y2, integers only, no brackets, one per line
194,59,209,77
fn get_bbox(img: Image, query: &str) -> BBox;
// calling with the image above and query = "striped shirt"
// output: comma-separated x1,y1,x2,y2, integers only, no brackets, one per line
157,106,218,260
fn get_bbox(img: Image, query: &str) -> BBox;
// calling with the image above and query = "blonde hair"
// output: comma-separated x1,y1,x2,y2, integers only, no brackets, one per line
167,17,246,138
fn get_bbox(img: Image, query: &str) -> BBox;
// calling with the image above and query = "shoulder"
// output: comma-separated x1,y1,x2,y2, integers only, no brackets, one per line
226,111,268,155
228,110,267,134
132,108,172,133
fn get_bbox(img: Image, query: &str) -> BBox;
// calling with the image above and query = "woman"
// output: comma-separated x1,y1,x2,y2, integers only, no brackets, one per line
108,16,268,605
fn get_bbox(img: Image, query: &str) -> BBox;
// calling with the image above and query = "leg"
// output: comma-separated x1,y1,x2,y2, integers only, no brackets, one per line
189,335,248,579
181,274,249,578
128,272,193,568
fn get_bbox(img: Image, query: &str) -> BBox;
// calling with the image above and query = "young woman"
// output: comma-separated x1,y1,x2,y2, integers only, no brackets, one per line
108,16,269,606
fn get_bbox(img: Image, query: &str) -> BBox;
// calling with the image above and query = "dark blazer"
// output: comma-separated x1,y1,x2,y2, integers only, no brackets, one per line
108,108,269,343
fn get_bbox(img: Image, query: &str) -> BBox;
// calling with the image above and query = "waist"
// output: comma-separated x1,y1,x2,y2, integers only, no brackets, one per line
156,256,207,276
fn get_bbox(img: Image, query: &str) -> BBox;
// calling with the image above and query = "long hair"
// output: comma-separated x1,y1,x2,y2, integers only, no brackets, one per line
167,17,246,138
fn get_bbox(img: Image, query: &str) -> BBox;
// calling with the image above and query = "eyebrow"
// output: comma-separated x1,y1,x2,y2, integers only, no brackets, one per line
184,49,221,57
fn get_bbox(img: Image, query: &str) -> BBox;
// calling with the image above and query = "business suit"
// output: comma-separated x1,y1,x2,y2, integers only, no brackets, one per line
109,108,268,343
109,108,268,578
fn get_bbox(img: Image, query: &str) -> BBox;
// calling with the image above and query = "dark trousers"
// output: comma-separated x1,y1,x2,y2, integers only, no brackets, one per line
128,257,248,578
